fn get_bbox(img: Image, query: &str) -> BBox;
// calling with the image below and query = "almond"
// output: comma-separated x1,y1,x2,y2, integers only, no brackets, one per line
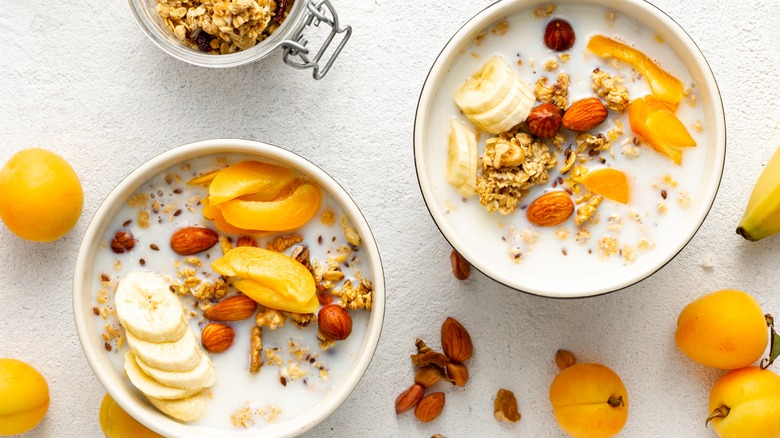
414,392,445,422
450,250,471,281
441,317,473,363
201,323,235,353
526,191,574,227
395,383,425,414
203,294,257,322
170,226,219,255
562,97,608,131
555,349,577,371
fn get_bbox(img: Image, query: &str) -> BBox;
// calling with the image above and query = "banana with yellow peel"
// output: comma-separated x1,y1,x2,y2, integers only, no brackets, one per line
737,146,780,241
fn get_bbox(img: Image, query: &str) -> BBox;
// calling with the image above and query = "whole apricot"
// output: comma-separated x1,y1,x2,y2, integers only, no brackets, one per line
0,148,83,241
549,363,628,438
675,289,768,369
707,366,780,438
99,393,163,438
0,358,49,435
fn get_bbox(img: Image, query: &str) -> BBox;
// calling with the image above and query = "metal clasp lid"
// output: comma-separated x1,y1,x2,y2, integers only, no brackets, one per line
282,0,352,80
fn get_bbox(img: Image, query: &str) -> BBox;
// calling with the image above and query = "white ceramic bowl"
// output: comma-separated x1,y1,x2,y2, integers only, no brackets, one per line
414,0,726,298
73,139,385,437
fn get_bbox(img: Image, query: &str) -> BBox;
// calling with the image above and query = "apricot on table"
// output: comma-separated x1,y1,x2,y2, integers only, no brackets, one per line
99,393,163,438
550,363,629,438
0,148,83,242
628,95,696,165
706,367,780,438
211,246,317,313
218,181,321,232
587,35,684,105
675,289,769,369
0,358,49,436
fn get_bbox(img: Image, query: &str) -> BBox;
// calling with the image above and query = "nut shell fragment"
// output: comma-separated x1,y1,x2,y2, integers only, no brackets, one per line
494,388,521,423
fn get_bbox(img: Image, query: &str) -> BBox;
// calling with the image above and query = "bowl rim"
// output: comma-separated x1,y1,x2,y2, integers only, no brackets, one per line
72,139,386,437
412,0,727,299
126,0,305,68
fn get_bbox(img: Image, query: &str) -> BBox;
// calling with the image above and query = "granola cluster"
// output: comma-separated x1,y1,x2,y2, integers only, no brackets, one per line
535,72,570,110
591,68,630,111
475,133,557,214
156,0,292,54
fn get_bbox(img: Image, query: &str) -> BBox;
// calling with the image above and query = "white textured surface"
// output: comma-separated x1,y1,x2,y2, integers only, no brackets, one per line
1,0,779,436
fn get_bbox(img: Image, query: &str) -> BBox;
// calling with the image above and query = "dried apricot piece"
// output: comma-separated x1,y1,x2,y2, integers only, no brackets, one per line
211,246,316,311
628,95,695,164
587,35,684,105
218,182,321,232
582,168,630,204
208,160,297,205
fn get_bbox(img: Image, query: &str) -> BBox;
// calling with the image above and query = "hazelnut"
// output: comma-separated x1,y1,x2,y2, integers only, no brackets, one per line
526,103,563,138
110,231,135,254
544,19,575,51
317,304,352,341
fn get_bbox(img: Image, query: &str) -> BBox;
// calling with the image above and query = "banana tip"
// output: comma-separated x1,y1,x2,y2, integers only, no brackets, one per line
736,226,759,242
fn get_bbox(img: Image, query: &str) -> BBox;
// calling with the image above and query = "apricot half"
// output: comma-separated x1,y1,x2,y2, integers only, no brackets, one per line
549,363,629,438
707,367,780,438
211,247,317,313
587,35,684,105
675,289,768,369
207,160,297,205
218,182,321,232
0,358,49,435
628,95,696,164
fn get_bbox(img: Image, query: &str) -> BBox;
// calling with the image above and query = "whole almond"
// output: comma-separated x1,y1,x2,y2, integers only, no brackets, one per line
415,365,444,388
441,317,473,363
562,97,608,131
170,226,219,255
555,349,577,371
201,323,235,353
446,363,469,387
415,392,445,422
395,383,425,414
204,294,257,322
526,191,574,227
450,250,471,281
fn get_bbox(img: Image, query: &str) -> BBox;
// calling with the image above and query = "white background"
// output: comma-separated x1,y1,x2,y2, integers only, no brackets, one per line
1,0,780,436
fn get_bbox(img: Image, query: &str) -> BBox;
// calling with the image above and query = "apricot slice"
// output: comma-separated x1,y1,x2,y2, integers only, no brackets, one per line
202,201,267,236
233,280,319,314
218,182,321,232
587,35,684,105
628,95,695,165
208,160,297,205
187,170,220,187
582,168,630,204
211,247,316,310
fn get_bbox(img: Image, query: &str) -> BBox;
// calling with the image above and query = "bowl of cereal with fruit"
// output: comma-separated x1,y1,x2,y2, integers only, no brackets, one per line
414,0,725,297
73,139,384,437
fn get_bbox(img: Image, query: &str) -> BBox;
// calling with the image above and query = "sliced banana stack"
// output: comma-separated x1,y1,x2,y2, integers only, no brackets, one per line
446,119,479,196
454,56,535,134
115,271,215,422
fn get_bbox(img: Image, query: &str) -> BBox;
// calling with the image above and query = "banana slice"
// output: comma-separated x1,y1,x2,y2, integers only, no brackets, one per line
126,330,202,373
123,351,203,401
466,82,535,134
115,271,188,343
147,391,209,422
135,350,216,390
454,56,516,114
446,119,479,196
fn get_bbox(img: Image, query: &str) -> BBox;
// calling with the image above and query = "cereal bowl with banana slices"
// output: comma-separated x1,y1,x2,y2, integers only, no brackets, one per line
73,139,385,437
414,0,725,297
